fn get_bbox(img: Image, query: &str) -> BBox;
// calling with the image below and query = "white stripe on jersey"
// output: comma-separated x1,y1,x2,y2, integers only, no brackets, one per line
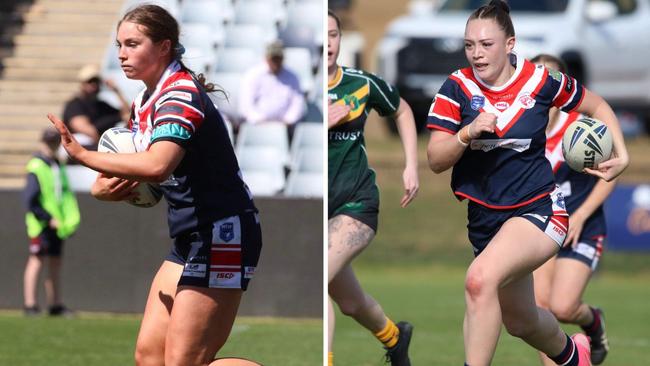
429,112,460,125
559,77,579,110
454,65,546,132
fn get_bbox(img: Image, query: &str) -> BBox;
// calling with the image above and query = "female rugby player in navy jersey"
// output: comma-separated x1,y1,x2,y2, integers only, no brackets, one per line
49,5,262,366
425,1,628,365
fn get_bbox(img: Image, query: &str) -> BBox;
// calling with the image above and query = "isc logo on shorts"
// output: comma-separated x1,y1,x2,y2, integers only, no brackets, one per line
545,218,568,247
209,271,241,288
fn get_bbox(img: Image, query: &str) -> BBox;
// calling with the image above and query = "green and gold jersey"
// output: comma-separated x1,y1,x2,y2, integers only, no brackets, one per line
328,66,401,219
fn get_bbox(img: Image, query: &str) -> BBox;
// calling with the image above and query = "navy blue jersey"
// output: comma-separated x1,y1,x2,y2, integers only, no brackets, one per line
427,55,585,208
546,111,606,234
129,61,256,238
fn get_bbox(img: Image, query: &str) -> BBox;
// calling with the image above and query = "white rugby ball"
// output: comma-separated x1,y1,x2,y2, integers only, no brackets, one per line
561,117,613,172
97,127,163,208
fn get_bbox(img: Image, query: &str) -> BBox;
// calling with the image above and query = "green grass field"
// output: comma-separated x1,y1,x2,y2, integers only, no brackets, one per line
331,131,650,365
0,313,322,366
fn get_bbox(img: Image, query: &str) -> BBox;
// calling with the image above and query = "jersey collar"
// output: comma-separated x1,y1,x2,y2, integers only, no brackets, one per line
328,66,343,89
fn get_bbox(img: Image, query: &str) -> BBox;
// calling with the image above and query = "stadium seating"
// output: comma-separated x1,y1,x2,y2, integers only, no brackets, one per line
237,146,286,195
236,122,290,162
284,171,322,197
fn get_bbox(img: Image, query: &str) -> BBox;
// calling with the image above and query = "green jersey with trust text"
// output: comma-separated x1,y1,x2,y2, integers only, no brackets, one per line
328,66,401,228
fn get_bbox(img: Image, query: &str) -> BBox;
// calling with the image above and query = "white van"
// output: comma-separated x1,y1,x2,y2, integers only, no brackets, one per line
377,0,650,132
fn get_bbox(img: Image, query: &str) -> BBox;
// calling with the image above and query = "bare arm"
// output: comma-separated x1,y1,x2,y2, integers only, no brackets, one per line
392,98,419,207
49,113,184,183
575,88,629,181
565,178,617,246
427,112,497,173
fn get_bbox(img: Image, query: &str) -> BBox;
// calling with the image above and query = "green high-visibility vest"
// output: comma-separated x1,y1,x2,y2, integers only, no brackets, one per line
25,157,80,239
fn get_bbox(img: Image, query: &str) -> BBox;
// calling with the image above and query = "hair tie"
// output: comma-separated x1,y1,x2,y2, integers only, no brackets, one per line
174,43,185,60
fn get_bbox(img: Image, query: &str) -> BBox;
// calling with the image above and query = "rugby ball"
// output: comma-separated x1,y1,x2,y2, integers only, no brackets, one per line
97,127,163,208
561,117,613,172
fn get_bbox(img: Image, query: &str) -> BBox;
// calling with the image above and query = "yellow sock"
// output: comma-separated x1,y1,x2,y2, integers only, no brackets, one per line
328,351,333,366
374,318,400,348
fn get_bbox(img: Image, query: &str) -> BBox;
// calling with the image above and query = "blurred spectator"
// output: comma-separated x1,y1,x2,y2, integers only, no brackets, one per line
23,128,80,317
62,64,130,150
239,41,305,126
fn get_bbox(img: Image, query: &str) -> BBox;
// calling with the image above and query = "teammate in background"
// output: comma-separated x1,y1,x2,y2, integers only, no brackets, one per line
328,10,419,366
23,127,80,316
531,54,613,366
62,64,130,150
425,1,628,365
48,5,262,366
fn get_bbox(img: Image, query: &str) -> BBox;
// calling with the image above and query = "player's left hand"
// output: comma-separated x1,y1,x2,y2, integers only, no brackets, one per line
47,113,87,162
565,211,587,248
400,165,419,208
584,151,629,182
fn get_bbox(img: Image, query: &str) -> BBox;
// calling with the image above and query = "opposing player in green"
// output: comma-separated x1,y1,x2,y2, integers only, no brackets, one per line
327,10,419,366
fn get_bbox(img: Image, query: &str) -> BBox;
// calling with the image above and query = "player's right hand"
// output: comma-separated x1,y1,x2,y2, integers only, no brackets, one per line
468,112,497,138
328,99,351,129
91,173,139,201
47,113,86,162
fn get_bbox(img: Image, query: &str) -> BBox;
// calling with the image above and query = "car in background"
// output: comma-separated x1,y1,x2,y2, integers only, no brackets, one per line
377,0,650,133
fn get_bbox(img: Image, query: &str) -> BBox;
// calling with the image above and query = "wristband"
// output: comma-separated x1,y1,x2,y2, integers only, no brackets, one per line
457,130,469,146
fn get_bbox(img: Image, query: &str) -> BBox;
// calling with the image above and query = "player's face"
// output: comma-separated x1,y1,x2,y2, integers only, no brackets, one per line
116,21,171,85
328,16,341,70
464,18,515,85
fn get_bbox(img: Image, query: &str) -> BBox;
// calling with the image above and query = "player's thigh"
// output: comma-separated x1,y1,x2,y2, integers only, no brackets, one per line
548,257,592,311
533,256,556,309
328,215,375,282
165,287,242,365
136,260,183,356
472,217,559,288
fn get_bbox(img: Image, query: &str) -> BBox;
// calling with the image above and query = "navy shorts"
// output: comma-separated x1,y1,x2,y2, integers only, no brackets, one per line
29,228,63,257
166,212,262,291
557,210,606,270
467,189,569,256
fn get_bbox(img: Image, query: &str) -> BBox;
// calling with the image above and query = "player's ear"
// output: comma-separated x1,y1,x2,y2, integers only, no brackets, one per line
159,39,172,58
505,36,515,53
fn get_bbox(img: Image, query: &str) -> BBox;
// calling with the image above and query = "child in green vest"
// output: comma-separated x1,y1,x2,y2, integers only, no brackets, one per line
23,127,80,316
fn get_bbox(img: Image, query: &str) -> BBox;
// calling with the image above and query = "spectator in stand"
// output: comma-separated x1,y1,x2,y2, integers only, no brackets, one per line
62,64,130,150
23,127,80,317
239,40,305,127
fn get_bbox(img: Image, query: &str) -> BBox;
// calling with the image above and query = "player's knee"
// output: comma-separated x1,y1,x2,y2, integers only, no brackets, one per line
464,267,493,302
134,344,161,366
550,302,579,323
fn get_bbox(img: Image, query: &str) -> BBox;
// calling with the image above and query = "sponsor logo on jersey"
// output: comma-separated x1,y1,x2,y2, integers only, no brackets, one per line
518,92,536,109
470,138,532,152
565,76,573,92
494,101,510,110
548,69,562,82
182,263,206,278
343,94,360,111
219,223,235,242
328,93,338,100
328,131,361,141
471,95,485,110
